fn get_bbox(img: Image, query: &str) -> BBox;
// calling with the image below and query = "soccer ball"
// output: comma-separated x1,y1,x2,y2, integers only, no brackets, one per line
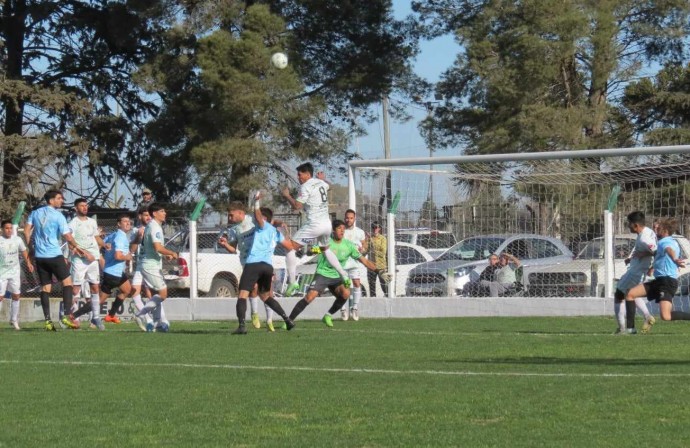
271,52,288,70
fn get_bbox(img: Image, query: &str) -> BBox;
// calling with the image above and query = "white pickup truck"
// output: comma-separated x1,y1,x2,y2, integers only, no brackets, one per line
162,227,288,297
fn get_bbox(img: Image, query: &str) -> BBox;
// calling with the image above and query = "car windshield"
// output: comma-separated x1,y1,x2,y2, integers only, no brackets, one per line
577,238,635,259
436,237,505,261
417,233,457,249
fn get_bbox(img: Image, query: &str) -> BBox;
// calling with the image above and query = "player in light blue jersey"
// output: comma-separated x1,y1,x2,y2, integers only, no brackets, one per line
0,219,33,330
24,189,88,331
230,192,294,334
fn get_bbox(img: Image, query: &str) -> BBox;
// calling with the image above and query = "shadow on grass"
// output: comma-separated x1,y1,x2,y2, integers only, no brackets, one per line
441,356,690,366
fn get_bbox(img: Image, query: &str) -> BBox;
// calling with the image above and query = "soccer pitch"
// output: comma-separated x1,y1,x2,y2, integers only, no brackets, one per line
2,317,690,447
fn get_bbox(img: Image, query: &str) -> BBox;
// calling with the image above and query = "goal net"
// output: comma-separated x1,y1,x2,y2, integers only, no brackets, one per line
349,146,690,308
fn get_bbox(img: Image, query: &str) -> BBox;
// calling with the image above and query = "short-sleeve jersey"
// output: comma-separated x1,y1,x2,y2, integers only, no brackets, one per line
617,226,657,292
28,206,71,258
69,216,101,261
296,178,330,224
245,222,284,265
141,220,165,270
654,236,681,279
344,226,366,269
103,229,130,277
315,238,361,279
227,215,256,266
0,235,26,278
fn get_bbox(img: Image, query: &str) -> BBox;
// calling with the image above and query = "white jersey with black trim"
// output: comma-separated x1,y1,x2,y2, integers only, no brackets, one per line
343,225,366,270
296,178,330,224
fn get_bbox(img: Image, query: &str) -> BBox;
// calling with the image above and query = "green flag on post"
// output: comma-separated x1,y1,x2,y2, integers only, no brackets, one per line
607,185,621,212
12,201,26,225
388,192,401,215
189,199,206,221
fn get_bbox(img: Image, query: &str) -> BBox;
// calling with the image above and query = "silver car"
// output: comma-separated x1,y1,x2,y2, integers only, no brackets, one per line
405,234,575,297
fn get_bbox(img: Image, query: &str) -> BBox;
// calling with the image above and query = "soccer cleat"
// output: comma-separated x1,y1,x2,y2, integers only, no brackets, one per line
156,322,170,333
641,315,656,334
134,315,147,332
61,315,80,329
104,314,121,324
351,308,359,321
284,318,295,331
251,312,261,329
284,282,300,297
10,320,20,331
341,308,349,321
145,322,155,332
45,320,57,332
307,245,322,255
343,277,352,289
266,320,275,332
231,325,247,335
89,318,105,331
322,314,333,328
613,327,625,335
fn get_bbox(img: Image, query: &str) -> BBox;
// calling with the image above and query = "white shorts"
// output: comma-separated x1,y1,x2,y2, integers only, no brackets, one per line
346,266,363,281
293,220,331,247
131,269,143,287
141,266,167,292
71,258,100,286
0,274,21,296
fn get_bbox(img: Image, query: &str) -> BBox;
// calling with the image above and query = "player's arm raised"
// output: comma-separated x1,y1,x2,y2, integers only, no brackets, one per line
253,191,266,228
281,186,303,211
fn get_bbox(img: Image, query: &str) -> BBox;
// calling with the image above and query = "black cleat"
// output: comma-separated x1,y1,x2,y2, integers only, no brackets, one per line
231,326,247,335
284,318,295,331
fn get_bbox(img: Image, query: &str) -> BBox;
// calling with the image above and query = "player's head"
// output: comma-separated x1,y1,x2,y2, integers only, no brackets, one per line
488,254,499,265
1,219,12,238
44,189,64,208
626,211,646,233
344,209,356,228
138,207,151,225
296,162,314,184
148,203,166,223
656,217,678,237
499,253,511,265
74,197,88,216
371,222,382,234
260,207,273,223
117,213,132,232
227,201,246,224
332,219,346,240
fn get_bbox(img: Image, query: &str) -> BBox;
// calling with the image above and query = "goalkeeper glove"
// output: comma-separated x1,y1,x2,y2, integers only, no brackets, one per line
376,269,392,283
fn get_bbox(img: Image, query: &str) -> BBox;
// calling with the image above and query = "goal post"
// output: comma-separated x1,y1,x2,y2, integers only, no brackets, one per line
348,145,690,301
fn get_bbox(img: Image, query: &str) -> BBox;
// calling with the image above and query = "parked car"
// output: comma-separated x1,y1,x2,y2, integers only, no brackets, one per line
523,234,690,297
405,234,575,297
395,229,457,259
295,242,433,297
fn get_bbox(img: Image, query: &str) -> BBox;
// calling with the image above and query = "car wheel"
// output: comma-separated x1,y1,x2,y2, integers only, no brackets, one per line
209,277,237,298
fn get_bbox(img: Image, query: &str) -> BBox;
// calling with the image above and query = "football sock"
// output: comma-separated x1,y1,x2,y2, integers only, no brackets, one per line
90,294,100,319
634,297,650,319
159,303,168,324
131,294,145,311
323,248,348,279
265,302,274,322
289,298,309,320
671,311,690,320
136,295,162,316
109,297,124,317
286,250,297,284
236,298,247,326
249,296,259,314
614,301,625,329
62,287,74,318
352,286,361,309
10,299,19,323
263,297,288,320
40,291,51,320
625,300,636,329
328,296,348,315
73,302,92,319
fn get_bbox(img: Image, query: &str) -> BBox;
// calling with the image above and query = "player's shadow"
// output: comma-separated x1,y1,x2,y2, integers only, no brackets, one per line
442,356,690,367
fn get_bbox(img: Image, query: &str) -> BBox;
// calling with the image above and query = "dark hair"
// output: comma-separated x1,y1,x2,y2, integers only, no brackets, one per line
371,222,381,229
627,211,646,226
228,201,246,212
44,189,62,202
74,198,87,207
332,219,346,230
148,203,165,214
345,209,356,217
296,162,314,176
137,207,150,215
260,207,273,223
657,217,679,235
1,219,12,228
117,213,131,223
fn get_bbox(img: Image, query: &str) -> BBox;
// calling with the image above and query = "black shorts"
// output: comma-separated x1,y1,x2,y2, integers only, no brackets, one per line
101,272,129,295
238,262,274,294
644,277,679,303
35,256,71,286
307,274,344,295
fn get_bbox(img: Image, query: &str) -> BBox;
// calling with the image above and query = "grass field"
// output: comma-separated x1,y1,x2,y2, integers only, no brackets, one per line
2,316,690,447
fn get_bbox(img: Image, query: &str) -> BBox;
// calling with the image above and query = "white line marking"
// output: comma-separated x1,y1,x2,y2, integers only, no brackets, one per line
2,359,689,378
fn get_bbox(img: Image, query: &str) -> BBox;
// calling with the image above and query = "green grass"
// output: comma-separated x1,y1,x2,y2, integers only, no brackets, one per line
2,316,690,447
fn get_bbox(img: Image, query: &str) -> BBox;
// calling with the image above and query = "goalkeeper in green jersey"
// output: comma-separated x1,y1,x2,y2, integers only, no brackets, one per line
286,219,391,329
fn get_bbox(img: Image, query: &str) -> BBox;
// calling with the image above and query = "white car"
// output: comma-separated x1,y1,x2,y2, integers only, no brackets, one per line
294,242,433,297
523,234,690,297
395,229,457,259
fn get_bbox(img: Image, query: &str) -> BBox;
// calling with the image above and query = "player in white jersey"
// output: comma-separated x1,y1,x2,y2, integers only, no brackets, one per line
340,209,368,321
613,211,657,334
0,219,33,329
129,207,155,331
67,198,104,325
280,162,349,296
135,203,179,332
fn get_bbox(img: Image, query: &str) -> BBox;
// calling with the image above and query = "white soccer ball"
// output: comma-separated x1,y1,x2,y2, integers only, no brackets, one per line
271,52,288,70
